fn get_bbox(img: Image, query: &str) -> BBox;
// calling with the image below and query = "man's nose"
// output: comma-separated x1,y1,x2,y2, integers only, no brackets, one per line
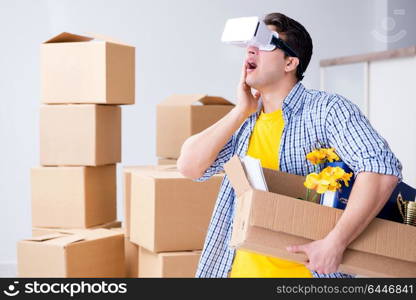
246,46,259,56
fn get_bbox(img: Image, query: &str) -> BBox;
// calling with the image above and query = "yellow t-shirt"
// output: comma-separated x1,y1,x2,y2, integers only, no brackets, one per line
230,108,313,278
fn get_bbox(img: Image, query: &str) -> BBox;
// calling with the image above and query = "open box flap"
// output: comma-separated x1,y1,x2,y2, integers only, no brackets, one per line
131,169,184,180
23,229,122,248
84,32,133,46
41,229,121,247
158,94,233,106
225,155,316,200
23,233,68,242
198,96,233,106
81,228,123,240
22,233,85,247
44,32,94,43
224,155,252,197
124,165,176,173
262,167,310,199
45,234,86,247
44,32,132,46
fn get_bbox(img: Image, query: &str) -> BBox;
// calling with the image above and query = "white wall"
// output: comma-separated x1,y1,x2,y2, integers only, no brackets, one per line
0,0,400,275
368,56,416,186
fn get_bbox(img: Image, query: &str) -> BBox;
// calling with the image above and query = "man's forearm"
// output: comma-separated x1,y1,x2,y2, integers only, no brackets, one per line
177,107,249,179
326,172,399,247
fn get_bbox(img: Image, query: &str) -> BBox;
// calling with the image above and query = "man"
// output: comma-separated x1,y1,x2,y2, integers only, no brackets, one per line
177,13,402,278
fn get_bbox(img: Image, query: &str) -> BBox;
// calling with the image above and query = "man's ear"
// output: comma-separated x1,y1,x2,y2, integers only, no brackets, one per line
285,57,300,73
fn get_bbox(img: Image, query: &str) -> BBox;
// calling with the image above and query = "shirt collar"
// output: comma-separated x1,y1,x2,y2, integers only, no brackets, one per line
255,81,306,120
281,81,306,117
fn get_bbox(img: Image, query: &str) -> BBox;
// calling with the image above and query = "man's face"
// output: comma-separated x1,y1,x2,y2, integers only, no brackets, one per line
244,25,289,90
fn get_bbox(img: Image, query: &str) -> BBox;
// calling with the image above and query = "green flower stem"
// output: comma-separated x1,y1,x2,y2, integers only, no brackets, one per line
312,193,318,204
304,158,310,202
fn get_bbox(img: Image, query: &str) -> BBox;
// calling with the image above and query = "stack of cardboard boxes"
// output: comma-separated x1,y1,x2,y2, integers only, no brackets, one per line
16,31,236,278
123,166,223,277
17,32,135,277
123,95,235,277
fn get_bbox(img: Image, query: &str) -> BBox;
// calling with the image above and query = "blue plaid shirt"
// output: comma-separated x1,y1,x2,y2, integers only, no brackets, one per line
194,82,403,278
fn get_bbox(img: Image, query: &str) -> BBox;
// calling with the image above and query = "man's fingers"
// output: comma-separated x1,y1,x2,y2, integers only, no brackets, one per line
286,244,307,254
306,263,335,275
239,61,248,85
306,263,321,274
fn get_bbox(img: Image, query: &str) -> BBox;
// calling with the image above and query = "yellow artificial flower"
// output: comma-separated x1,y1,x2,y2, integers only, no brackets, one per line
304,172,331,194
304,172,319,189
304,166,352,195
321,166,345,178
306,147,340,165
342,172,353,187
325,148,340,162
304,147,352,201
306,149,326,165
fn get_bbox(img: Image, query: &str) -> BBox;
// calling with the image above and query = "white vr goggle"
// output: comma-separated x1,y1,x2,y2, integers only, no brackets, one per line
221,16,299,58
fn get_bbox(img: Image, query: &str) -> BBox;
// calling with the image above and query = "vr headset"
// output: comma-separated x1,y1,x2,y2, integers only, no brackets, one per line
221,16,299,58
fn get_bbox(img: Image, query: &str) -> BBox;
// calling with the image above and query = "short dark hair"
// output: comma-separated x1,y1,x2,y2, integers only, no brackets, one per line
264,13,313,81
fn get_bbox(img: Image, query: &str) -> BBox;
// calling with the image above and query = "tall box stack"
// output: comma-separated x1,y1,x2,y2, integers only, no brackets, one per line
17,32,135,277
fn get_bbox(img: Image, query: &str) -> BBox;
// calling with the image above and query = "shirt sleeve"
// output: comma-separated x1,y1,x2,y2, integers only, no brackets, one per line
193,134,235,182
324,95,403,182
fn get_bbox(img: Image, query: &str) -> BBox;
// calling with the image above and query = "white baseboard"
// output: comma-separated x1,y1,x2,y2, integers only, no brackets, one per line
0,262,17,278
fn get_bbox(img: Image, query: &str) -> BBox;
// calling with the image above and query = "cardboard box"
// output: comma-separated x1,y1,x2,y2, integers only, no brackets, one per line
139,247,200,278
123,166,157,237
17,229,125,277
157,158,177,165
31,226,139,278
130,167,223,252
31,165,116,228
224,155,416,277
40,104,121,166
109,227,139,278
41,32,134,104
156,94,234,159
124,237,139,278
32,220,121,236
122,165,176,238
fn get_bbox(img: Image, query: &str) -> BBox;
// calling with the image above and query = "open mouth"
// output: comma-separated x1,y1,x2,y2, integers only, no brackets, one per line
247,62,257,72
